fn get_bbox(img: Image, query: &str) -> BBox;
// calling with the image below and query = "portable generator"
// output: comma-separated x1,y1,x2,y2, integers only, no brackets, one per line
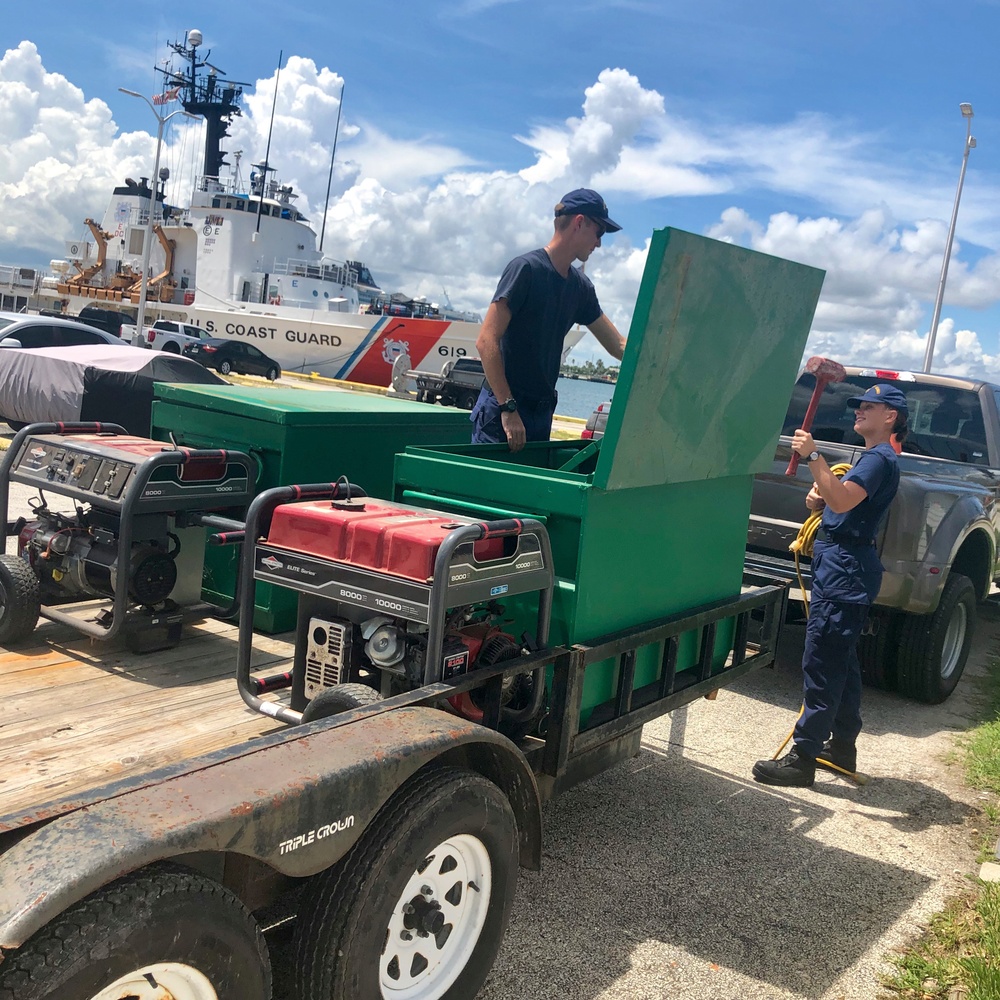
235,482,554,734
0,422,256,651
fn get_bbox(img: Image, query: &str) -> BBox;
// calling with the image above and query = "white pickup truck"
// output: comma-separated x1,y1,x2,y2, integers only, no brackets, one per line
123,319,212,354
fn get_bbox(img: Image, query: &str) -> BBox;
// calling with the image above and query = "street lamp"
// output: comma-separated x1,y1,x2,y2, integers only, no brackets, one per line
118,88,198,339
923,102,977,373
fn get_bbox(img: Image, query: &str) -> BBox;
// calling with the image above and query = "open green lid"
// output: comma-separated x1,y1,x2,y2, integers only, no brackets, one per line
593,227,825,491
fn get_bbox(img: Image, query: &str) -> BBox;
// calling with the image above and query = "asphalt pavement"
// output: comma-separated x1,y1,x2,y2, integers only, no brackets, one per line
476,610,993,1000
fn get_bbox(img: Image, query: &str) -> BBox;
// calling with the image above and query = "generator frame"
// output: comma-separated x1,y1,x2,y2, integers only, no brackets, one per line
0,422,256,645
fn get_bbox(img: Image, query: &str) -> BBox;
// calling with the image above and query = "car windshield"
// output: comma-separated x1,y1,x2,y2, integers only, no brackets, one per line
785,374,989,465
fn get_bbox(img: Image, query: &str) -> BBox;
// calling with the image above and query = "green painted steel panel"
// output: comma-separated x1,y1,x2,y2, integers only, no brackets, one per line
151,384,470,632
593,227,825,490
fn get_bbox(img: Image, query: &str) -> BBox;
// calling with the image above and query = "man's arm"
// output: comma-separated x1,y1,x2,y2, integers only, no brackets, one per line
586,313,625,360
476,299,513,401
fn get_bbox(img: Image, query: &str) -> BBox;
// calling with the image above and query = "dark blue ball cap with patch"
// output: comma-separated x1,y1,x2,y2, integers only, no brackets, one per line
846,383,908,413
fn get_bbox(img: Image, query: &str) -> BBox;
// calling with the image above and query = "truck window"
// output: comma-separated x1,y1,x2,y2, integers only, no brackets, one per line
785,375,989,465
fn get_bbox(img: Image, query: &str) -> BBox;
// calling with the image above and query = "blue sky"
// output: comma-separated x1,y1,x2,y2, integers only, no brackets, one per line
2,1,999,373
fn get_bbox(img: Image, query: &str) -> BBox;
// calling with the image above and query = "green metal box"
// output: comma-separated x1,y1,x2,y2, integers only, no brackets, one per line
394,228,824,723
151,383,471,631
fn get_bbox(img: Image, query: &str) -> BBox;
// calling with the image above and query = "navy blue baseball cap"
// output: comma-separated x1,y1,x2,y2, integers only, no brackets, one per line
555,188,622,233
847,383,908,414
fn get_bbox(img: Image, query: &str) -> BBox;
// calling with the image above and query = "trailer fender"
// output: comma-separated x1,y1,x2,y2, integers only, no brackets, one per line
0,706,541,952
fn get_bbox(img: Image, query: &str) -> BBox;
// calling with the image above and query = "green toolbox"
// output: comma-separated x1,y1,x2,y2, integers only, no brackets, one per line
150,384,471,631
393,228,824,724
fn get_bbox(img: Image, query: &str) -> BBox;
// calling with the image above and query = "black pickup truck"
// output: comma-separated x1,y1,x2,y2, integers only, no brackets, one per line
748,365,1000,704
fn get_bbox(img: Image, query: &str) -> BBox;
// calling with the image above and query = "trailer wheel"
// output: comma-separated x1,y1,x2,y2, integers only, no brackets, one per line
0,554,40,645
301,682,383,721
0,866,271,1000
857,606,901,691
294,766,518,1000
896,573,976,704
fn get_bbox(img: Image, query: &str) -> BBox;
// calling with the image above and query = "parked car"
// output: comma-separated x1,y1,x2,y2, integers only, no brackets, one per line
581,400,612,439
0,313,122,349
183,338,281,380
76,305,132,338
0,344,224,434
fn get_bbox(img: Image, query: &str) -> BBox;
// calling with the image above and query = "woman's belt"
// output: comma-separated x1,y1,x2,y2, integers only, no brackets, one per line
816,526,875,547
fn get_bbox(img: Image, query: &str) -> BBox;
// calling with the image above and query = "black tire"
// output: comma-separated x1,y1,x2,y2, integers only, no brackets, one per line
219,359,233,375
294,766,518,1000
460,391,478,410
162,341,181,354
0,554,40,645
857,606,901,691
0,865,271,1000
265,366,280,381
301,682,383,722
896,573,976,703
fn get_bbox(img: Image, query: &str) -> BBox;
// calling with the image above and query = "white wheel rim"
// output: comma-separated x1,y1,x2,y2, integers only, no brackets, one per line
940,601,968,680
90,962,218,1000
380,833,492,999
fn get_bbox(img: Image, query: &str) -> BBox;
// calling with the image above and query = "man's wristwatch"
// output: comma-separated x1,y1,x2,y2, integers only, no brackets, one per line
500,397,518,413
806,451,820,463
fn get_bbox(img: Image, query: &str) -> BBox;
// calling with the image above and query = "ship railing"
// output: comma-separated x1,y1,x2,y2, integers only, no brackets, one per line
272,258,359,288
196,175,242,196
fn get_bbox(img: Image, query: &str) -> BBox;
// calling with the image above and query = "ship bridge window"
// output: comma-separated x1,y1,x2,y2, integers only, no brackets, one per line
235,201,244,211
212,198,221,208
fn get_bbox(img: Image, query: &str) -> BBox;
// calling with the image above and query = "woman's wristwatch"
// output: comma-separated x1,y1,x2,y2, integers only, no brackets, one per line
805,450,820,463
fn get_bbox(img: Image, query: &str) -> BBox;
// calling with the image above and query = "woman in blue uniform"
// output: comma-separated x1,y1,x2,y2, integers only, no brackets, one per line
753,383,908,787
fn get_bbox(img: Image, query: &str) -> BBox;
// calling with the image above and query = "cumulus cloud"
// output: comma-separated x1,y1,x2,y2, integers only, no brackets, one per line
2,38,999,376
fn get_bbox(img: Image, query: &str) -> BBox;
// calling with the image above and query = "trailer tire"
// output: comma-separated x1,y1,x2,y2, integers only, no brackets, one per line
294,766,518,1000
301,682,383,721
0,865,271,1000
0,554,40,645
896,573,976,704
857,606,901,691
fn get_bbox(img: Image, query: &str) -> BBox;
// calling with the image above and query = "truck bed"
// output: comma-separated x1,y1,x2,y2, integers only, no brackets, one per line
0,611,292,830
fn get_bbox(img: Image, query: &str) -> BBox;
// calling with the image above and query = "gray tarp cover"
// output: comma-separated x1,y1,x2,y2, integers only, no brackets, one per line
0,345,224,434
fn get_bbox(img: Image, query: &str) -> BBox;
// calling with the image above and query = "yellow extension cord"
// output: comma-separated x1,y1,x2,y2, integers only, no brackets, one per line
771,462,866,782
787,462,853,617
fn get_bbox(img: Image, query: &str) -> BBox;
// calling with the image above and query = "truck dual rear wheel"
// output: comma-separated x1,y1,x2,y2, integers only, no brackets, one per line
896,572,976,704
0,866,271,1000
0,554,40,645
294,766,519,1000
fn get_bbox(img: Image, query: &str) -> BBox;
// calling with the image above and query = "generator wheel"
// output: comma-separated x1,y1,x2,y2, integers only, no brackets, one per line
301,683,383,722
294,766,518,1000
0,865,271,1000
895,573,976,704
0,555,40,645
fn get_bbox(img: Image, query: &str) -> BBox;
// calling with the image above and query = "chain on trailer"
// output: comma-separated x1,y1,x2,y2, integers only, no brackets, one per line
0,422,256,652
235,481,555,738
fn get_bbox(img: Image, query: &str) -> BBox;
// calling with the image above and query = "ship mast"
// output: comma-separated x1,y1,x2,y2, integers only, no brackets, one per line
158,28,251,181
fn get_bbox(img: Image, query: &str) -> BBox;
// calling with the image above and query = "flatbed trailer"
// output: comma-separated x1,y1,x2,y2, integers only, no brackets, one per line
0,574,786,1000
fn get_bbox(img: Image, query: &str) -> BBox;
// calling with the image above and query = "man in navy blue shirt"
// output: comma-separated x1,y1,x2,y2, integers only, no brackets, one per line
471,189,626,451
754,383,907,786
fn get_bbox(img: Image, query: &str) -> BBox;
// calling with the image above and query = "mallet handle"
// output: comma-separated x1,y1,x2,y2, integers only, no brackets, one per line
785,381,827,476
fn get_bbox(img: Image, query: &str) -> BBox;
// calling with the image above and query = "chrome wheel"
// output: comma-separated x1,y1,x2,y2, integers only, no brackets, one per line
940,599,968,681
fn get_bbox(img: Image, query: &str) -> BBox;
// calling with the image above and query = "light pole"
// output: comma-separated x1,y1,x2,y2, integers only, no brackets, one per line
923,103,977,373
118,88,197,339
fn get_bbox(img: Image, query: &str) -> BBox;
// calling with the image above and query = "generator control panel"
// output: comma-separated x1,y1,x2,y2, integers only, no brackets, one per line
10,433,255,514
